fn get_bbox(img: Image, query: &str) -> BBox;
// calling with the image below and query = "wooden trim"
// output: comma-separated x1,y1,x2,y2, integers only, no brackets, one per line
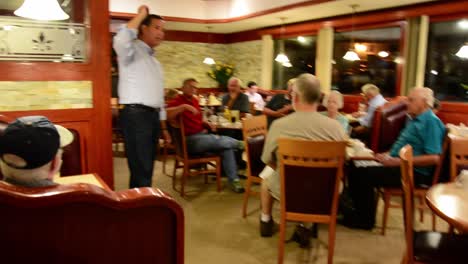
396,22,407,96
164,31,227,44
0,109,93,122
430,12,468,23
110,1,333,23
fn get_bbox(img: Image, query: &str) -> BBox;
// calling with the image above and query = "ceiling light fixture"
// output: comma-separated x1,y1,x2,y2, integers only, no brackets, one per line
378,51,389,58
343,4,360,61
354,43,367,52
455,43,468,59
14,0,69,21
275,17,291,67
203,26,216,65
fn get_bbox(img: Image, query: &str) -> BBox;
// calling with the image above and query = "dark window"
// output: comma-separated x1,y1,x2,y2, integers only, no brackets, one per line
272,36,317,90
425,19,468,102
332,27,401,96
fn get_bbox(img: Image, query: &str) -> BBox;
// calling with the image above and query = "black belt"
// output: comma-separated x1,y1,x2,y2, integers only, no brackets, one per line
123,104,160,112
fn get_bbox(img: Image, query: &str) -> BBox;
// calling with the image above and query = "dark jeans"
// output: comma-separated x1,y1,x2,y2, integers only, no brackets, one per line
347,163,431,228
120,107,160,188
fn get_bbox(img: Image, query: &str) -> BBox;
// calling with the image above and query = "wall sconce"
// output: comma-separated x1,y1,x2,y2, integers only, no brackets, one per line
14,0,69,21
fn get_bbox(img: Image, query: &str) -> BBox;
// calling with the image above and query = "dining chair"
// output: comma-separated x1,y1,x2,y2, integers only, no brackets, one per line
241,115,267,218
277,139,346,264
169,116,222,197
399,144,468,264
449,135,468,182
380,134,448,235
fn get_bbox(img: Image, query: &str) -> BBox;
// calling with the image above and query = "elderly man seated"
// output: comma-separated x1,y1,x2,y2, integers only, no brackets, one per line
0,116,73,187
167,78,245,193
351,84,387,140
263,78,295,128
222,77,250,115
259,73,347,237
345,87,445,229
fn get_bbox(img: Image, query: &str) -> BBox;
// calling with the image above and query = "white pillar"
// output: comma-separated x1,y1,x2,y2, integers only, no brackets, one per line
260,35,273,90
315,26,334,94
415,15,429,88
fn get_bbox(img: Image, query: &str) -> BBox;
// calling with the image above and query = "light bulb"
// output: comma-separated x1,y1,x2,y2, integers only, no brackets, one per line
14,0,69,21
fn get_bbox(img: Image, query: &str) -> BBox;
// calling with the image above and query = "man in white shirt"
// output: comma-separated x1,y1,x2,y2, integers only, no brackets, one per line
351,84,387,140
244,81,265,115
113,5,170,188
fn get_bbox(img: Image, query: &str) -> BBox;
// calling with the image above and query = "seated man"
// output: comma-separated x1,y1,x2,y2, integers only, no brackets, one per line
244,81,265,115
0,116,73,187
351,84,387,140
263,78,295,128
167,78,245,193
346,87,445,229
259,73,347,237
222,77,250,115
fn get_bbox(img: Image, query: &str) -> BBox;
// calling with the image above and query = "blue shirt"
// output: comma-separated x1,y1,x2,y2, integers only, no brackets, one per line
113,25,166,120
319,111,350,134
359,94,387,127
389,109,445,176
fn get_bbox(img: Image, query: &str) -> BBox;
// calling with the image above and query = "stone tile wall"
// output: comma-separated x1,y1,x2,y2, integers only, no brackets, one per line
157,40,262,88
0,81,92,111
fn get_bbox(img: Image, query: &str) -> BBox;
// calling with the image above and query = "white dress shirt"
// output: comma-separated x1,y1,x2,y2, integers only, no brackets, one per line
113,25,166,120
245,92,265,111
358,94,387,127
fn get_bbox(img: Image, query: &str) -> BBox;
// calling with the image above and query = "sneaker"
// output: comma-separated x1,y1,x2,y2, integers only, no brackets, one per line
260,218,276,237
228,180,245,193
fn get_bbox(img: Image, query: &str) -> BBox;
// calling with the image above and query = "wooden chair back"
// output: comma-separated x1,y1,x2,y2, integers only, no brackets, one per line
450,136,468,182
399,145,416,261
168,117,189,162
277,139,346,264
0,182,184,264
241,115,267,217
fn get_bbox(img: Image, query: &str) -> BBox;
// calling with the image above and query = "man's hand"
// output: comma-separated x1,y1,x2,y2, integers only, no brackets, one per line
375,153,400,166
162,129,171,144
351,111,365,118
183,104,199,114
207,122,217,132
137,5,149,16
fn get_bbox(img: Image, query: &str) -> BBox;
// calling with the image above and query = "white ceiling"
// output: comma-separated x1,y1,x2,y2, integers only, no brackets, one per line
110,0,439,33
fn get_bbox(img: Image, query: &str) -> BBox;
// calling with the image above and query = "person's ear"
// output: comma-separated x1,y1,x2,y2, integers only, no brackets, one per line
48,151,63,179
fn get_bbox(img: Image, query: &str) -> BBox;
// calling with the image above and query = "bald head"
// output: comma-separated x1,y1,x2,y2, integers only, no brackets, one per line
294,73,321,105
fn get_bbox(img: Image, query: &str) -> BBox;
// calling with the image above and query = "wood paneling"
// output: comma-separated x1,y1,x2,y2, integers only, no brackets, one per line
0,1,113,188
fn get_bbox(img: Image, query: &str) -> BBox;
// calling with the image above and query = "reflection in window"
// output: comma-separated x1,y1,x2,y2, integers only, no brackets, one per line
333,27,401,96
272,36,316,90
425,19,468,102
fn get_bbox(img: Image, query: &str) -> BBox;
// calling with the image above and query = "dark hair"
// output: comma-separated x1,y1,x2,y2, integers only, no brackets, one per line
183,78,197,87
139,14,164,32
247,81,257,88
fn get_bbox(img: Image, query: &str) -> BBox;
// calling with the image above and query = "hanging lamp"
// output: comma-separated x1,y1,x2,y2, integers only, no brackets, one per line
455,43,468,59
343,4,360,61
274,17,292,67
14,0,69,21
203,26,216,65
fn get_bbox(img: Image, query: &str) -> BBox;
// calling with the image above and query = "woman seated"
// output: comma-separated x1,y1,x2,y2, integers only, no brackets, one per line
320,90,349,134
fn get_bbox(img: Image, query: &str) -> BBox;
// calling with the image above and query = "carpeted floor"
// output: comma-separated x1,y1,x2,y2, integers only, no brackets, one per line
113,157,447,264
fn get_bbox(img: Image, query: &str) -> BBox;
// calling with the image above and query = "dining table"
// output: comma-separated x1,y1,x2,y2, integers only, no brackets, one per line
426,182,468,233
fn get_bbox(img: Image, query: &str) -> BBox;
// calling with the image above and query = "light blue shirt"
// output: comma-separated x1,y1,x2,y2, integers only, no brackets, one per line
113,25,166,120
358,94,387,127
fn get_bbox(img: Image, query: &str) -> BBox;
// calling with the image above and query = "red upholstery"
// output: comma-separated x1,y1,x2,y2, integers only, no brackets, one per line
0,182,184,264
370,97,408,153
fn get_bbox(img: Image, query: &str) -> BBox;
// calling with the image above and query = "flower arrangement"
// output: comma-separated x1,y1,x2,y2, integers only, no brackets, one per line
207,63,235,91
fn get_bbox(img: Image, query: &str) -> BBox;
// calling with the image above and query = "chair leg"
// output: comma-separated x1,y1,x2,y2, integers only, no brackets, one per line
432,213,436,231
242,177,252,218
418,195,424,223
277,217,286,264
181,164,188,197
382,193,391,235
216,160,222,192
162,143,168,175
172,160,178,191
328,221,336,264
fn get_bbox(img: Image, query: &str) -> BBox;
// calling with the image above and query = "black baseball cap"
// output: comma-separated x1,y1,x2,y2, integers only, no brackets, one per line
0,116,73,169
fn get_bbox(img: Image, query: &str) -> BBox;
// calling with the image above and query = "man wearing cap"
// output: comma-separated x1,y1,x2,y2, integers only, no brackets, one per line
0,116,73,187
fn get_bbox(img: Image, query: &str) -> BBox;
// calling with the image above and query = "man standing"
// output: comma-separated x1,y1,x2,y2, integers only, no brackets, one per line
113,6,170,188
346,87,445,229
259,74,347,237
168,78,245,193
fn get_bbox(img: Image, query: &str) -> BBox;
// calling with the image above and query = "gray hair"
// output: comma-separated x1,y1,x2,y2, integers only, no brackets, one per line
322,90,344,109
361,83,380,95
294,73,321,104
413,87,434,108
228,77,243,87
